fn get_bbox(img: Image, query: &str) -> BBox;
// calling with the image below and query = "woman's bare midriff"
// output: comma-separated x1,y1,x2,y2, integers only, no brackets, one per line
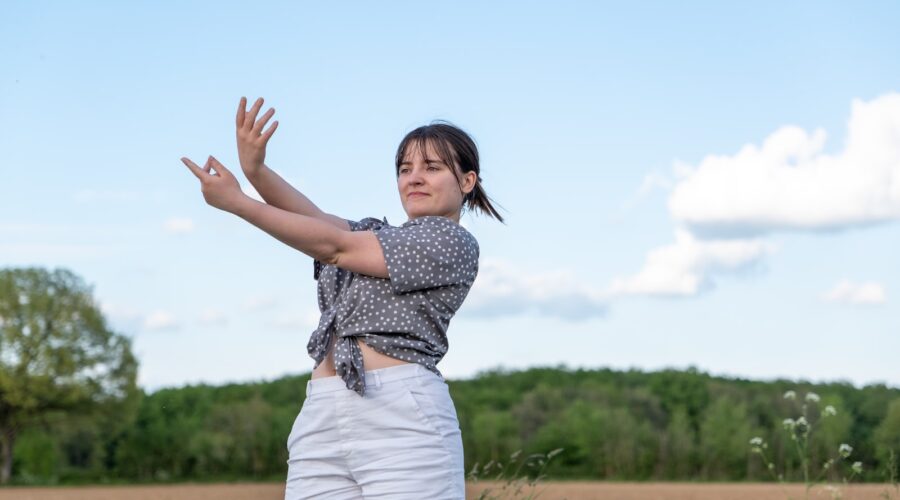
311,337,410,379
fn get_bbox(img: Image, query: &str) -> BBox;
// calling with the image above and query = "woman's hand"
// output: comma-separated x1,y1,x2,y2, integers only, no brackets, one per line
181,155,249,214
236,96,279,179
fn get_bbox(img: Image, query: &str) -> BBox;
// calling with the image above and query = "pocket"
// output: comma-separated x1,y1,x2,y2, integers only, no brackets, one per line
401,376,459,438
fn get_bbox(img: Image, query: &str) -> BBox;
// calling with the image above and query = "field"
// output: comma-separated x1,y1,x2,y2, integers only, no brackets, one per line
0,481,896,500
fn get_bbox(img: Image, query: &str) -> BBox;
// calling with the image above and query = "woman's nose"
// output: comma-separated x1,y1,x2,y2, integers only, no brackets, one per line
408,167,425,184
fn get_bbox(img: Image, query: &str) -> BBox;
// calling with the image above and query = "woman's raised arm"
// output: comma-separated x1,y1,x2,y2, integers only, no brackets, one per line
236,96,350,231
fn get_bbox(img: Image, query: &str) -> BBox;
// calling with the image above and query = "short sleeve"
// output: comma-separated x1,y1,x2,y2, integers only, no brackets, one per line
314,217,387,280
373,219,479,294
346,218,364,231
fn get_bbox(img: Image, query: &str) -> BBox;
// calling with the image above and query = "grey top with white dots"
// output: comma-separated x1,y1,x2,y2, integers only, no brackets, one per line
307,215,480,396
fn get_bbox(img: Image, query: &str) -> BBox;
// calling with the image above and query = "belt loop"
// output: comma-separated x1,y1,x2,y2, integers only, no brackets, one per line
374,369,382,389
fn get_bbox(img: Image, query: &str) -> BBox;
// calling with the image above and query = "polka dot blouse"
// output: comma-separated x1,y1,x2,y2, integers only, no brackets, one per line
307,215,480,396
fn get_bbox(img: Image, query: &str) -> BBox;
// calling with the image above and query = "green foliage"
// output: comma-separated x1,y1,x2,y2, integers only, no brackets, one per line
875,399,900,471
3,346,899,485
12,429,61,483
700,396,757,480
749,389,871,500
661,406,697,479
0,267,139,484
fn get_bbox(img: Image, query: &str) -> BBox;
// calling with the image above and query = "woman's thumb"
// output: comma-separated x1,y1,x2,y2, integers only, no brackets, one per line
210,155,226,172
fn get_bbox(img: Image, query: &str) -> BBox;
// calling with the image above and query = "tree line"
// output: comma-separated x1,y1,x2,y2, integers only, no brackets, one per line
2,267,899,485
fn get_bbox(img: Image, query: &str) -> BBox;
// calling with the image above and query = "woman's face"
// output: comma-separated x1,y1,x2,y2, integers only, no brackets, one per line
398,140,475,223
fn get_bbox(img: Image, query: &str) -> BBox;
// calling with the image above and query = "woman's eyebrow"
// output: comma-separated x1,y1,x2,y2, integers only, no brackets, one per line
399,158,443,165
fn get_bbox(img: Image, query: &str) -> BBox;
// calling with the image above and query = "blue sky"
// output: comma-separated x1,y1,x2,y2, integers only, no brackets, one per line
2,1,898,392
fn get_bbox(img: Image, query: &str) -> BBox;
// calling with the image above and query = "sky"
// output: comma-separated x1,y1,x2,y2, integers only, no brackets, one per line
2,1,898,392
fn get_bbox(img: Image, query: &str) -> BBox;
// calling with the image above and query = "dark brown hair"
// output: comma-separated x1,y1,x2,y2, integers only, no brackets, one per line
394,120,505,223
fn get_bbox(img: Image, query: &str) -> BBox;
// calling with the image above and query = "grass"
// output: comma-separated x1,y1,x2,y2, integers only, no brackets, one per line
465,448,564,500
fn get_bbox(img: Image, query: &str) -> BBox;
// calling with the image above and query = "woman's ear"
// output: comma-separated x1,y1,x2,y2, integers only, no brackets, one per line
464,171,477,193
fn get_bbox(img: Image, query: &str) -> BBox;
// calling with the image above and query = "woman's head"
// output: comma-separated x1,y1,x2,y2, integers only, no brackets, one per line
395,120,505,224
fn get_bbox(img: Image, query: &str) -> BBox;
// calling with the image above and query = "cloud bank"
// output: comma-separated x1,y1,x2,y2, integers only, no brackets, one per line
613,92,899,299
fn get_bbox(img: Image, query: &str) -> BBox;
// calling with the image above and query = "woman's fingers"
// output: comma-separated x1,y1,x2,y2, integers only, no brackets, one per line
246,97,264,129
236,96,247,128
260,120,279,143
253,107,275,135
182,156,219,180
208,156,231,178
181,157,206,180
237,96,276,141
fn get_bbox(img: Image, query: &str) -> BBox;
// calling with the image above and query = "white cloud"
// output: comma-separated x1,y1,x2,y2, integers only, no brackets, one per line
100,301,144,334
101,301,141,318
243,295,278,312
73,189,168,204
143,310,179,331
103,303,188,333
821,280,887,305
615,171,674,215
638,171,674,197
198,308,228,325
269,310,321,330
163,217,195,234
667,92,900,238
463,257,609,321
607,228,778,297
614,93,899,299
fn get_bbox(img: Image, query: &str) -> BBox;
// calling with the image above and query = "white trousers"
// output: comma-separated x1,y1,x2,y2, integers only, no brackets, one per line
285,363,465,499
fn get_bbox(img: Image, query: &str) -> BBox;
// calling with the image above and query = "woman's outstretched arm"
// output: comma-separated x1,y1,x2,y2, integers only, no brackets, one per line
237,96,350,231
244,164,351,231
181,155,351,265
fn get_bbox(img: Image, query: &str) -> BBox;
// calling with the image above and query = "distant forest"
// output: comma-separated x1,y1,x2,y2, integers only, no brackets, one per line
10,365,900,485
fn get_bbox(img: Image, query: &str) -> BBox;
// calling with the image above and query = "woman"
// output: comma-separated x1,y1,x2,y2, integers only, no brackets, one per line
181,97,504,499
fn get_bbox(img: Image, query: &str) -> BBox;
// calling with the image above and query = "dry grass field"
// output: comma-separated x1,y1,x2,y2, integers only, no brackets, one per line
0,481,896,500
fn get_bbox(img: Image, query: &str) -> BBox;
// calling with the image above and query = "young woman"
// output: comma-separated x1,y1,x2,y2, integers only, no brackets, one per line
181,97,503,499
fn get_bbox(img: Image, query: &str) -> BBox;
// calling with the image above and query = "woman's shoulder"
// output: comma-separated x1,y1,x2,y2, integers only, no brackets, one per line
352,215,478,253
347,216,389,231
404,216,479,250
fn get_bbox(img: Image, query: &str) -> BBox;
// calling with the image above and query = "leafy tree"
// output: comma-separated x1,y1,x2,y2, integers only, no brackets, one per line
699,395,756,479
874,398,900,478
0,267,139,483
660,406,697,479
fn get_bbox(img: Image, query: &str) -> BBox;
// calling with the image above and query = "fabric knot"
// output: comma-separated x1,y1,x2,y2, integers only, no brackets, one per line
334,335,366,396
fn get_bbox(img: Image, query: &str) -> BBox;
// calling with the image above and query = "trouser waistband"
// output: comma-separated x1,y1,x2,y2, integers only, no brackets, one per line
306,362,435,396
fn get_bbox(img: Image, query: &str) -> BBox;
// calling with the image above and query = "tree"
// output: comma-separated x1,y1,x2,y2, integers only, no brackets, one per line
660,406,697,479
874,398,900,477
0,267,138,483
699,395,756,479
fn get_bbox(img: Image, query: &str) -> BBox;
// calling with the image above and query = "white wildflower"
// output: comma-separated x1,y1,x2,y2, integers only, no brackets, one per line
839,443,853,458
749,436,766,452
852,461,863,474
783,390,797,400
793,416,810,435
823,405,837,417
805,392,821,403
783,418,796,430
